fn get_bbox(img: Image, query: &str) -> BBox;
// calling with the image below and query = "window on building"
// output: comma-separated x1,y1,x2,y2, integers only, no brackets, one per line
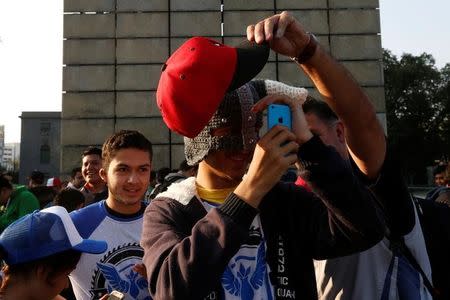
40,144,50,164
40,122,51,136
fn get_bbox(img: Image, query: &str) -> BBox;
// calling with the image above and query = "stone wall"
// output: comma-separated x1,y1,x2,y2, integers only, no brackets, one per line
62,0,384,173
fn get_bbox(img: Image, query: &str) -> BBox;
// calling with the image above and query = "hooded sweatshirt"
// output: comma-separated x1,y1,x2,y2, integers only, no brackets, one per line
0,185,40,232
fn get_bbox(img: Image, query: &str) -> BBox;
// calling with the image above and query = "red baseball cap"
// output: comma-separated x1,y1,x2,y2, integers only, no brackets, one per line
156,37,269,138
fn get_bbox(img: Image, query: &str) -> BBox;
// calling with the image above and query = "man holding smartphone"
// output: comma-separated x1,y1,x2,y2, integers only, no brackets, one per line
140,11,387,300
252,12,433,299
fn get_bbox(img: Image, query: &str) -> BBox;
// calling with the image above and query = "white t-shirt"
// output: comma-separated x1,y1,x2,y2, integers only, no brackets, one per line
314,203,432,300
69,201,151,300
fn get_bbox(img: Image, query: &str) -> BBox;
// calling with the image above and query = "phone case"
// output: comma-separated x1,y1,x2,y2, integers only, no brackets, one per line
267,104,292,130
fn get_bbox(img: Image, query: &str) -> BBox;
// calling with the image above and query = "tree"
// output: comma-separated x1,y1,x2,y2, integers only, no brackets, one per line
438,64,450,158
383,50,450,184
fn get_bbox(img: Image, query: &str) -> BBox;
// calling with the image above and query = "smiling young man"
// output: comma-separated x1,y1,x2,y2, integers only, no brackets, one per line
70,130,153,300
80,146,108,206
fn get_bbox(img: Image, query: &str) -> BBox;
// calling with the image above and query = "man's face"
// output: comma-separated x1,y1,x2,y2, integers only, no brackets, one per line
3,175,13,183
0,187,12,204
100,148,151,214
203,148,253,187
435,172,446,186
73,171,85,189
305,113,348,159
38,266,75,300
82,154,103,185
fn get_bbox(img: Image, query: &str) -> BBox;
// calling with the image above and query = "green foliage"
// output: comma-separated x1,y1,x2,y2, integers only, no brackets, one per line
383,50,450,184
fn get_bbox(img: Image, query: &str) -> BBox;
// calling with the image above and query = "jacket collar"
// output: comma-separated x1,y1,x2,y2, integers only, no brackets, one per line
156,177,198,205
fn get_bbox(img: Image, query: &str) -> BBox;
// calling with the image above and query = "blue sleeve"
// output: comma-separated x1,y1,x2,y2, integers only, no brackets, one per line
70,201,107,238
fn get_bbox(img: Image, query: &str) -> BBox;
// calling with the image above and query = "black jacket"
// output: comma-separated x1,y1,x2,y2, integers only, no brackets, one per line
141,136,384,299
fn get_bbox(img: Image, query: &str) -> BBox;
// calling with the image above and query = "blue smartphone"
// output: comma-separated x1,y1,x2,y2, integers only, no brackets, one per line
267,104,292,131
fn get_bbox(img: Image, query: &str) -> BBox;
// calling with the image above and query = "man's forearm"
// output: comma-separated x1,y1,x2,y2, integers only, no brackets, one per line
298,136,384,258
299,44,386,179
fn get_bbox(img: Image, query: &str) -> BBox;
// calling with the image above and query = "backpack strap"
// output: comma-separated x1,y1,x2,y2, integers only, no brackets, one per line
369,187,439,299
388,194,441,299
390,233,440,299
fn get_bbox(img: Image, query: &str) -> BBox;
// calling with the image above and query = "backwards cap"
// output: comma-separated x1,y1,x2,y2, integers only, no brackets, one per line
157,37,269,138
47,177,62,187
0,206,107,265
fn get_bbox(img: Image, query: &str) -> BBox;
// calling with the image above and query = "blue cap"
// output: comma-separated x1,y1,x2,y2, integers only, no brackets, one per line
0,206,107,265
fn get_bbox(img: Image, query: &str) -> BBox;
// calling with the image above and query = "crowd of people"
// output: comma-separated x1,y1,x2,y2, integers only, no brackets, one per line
0,11,449,300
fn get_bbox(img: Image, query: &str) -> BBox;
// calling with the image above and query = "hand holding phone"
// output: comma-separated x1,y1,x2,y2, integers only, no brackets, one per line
252,94,313,145
267,104,292,131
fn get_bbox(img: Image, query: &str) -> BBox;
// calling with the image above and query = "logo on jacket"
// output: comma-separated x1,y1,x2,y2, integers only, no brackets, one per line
90,243,151,300
221,227,273,300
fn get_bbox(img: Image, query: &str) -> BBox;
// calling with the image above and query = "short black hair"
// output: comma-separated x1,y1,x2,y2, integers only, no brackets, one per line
71,167,82,179
0,175,13,190
156,167,171,183
30,170,45,185
82,146,102,158
434,165,447,176
102,130,153,170
302,96,338,124
54,189,85,213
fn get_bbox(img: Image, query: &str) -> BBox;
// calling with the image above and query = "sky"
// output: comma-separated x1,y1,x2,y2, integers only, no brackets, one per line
0,0,449,144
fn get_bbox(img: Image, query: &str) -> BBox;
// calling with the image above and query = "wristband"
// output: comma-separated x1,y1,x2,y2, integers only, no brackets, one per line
291,33,318,64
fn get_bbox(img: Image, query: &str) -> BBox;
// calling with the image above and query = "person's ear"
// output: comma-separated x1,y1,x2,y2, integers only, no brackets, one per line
35,265,50,282
335,121,346,144
99,168,107,183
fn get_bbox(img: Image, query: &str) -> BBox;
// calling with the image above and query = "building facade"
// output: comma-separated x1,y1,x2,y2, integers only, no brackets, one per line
2,143,20,172
62,0,385,173
19,112,61,184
